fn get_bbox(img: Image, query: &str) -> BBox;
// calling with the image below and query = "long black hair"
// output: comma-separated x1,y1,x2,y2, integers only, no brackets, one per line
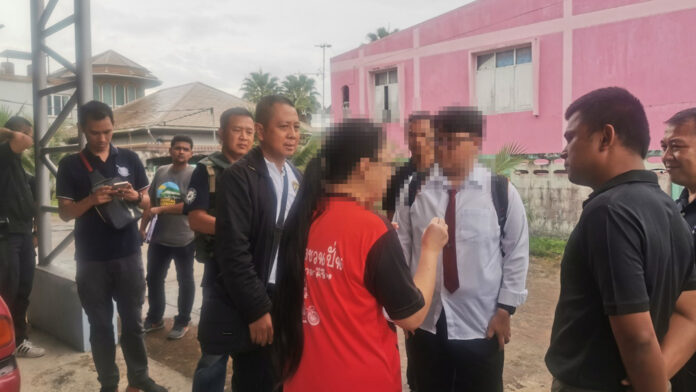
273,119,384,384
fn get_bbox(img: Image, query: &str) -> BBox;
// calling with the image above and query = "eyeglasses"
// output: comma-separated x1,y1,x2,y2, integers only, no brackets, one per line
435,134,477,145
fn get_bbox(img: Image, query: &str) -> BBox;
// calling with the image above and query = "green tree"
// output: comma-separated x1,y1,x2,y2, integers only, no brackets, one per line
240,69,281,104
282,74,320,123
291,132,320,172
366,26,399,42
482,142,527,177
0,105,11,128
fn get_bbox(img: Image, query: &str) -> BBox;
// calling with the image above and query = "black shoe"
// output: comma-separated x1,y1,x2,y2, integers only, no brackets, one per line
100,387,117,392
143,319,164,333
129,377,168,392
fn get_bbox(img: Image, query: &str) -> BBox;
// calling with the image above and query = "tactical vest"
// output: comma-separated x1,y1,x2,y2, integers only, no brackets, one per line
194,151,231,263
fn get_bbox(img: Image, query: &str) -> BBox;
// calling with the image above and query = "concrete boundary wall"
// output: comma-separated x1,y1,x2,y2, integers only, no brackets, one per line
511,159,670,238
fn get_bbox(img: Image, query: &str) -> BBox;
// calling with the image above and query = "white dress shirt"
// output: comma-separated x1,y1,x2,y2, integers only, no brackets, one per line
265,157,299,284
394,164,529,340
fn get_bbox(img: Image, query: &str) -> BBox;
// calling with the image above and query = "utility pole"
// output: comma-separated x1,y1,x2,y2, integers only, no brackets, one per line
315,43,331,123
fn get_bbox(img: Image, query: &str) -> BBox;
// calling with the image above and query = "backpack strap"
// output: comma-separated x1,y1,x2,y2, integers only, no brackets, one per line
407,171,425,207
490,174,509,256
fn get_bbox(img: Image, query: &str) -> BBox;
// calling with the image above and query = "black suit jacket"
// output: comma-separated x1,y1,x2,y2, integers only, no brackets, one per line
198,146,301,353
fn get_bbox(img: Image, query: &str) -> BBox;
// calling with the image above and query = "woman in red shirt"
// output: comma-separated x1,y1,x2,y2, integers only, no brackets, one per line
274,119,448,392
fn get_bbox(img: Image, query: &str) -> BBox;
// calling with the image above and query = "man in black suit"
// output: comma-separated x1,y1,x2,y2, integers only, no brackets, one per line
197,95,301,391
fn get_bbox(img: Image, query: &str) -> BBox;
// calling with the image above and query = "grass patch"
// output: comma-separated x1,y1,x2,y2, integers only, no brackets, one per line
530,236,567,259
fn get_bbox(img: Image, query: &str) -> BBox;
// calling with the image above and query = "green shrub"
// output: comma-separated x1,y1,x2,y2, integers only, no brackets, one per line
530,236,567,259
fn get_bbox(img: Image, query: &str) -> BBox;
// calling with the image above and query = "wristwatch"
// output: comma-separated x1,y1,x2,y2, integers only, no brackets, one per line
497,303,516,315
136,192,143,204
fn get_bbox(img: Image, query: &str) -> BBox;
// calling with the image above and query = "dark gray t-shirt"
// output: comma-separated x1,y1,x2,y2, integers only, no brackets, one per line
149,164,195,247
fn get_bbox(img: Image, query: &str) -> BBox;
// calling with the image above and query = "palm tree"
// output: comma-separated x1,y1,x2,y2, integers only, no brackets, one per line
240,70,281,104
282,74,320,123
291,133,320,172
366,27,399,42
482,142,528,177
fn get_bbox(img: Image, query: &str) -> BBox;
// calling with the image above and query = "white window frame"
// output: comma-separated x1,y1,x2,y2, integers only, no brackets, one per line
47,94,70,117
371,68,401,124
470,38,540,116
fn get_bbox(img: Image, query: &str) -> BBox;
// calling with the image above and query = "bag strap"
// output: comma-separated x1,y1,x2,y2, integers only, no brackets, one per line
78,151,94,173
490,174,509,256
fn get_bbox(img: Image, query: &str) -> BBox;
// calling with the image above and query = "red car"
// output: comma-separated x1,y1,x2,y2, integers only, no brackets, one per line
0,297,20,392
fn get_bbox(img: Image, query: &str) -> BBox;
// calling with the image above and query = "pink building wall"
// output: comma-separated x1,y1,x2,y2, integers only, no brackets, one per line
331,0,696,155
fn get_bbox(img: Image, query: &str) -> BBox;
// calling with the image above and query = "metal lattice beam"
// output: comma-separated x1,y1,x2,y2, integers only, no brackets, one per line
31,0,92,266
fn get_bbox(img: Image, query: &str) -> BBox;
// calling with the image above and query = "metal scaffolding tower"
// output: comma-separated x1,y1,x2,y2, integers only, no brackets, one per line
30,0,92,266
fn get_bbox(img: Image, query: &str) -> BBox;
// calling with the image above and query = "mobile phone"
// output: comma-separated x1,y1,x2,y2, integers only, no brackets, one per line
112,181,130,189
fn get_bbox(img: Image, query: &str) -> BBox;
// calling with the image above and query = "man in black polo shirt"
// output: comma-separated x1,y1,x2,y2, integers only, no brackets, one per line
383,112,435,221
188,107,254,391
56,101,167,392
660,107,696,392
545,87,696,392
0,116,45,358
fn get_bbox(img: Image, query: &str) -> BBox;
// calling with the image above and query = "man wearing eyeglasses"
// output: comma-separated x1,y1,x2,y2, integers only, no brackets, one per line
394,107,529,391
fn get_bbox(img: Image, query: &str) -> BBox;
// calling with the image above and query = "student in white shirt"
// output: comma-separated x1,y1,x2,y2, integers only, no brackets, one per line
394,106,530,392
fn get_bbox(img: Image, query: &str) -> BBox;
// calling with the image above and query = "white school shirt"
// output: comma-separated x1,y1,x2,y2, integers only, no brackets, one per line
266,158,299,284
394,164,529,340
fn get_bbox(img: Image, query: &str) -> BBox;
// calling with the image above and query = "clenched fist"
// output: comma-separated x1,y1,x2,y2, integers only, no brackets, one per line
421,217,449,252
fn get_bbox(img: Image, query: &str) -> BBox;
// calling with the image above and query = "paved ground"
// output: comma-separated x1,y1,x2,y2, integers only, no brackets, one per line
19,217,560,391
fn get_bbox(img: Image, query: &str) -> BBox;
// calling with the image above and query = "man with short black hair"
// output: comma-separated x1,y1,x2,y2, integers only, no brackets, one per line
660,107,696,392
140,135,195,340
0,116,45,358
56,100,167,392
189,107,255,391
395,107,529,392
383,112,435,221
199,95,301,391
546,87,696,392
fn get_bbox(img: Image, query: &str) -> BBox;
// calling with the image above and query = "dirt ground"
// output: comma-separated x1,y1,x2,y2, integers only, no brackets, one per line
502,257,560,391
142,256,562,391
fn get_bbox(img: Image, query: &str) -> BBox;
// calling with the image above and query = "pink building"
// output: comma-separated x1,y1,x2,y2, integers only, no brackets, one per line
330,0,696,155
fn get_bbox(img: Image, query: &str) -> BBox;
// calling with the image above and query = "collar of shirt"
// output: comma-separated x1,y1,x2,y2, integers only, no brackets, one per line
425,163,485,191
584,170,657,208
677,187,693,211
83,144,119,161
264,157,287,177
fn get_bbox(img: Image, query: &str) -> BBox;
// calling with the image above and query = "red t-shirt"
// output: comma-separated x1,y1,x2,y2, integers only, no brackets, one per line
284,197,424,392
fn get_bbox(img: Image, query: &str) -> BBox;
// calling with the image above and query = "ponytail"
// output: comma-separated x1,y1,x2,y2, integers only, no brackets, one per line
273,119,384,385
274,156,324,383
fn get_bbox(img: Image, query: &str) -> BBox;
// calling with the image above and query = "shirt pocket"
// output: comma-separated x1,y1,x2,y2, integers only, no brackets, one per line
457,209,498,243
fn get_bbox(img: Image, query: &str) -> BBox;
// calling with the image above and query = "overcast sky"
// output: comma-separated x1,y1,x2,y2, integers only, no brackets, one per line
0,0,474,105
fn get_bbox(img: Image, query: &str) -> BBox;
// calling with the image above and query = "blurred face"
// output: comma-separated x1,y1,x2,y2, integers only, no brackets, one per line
256,103,300,160
561,111,602,187
361,146,396,204
18,125,33,138
220,115,254,159
83,117,113,153
435,130,481,179
662,119,696,188
170,141,192,165
408,119,435,171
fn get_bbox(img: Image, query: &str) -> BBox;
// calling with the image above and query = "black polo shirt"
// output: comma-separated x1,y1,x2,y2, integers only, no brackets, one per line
0,142,35,234
56,145,148,262
677,188,696,234
382,159,415,213
545,170,696,391
183,164,211,214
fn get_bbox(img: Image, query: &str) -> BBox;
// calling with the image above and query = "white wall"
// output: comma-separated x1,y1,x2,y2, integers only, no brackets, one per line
0,79,33,118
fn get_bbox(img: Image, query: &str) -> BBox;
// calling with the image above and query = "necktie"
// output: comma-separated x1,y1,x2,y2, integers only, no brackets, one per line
443,188,459,293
